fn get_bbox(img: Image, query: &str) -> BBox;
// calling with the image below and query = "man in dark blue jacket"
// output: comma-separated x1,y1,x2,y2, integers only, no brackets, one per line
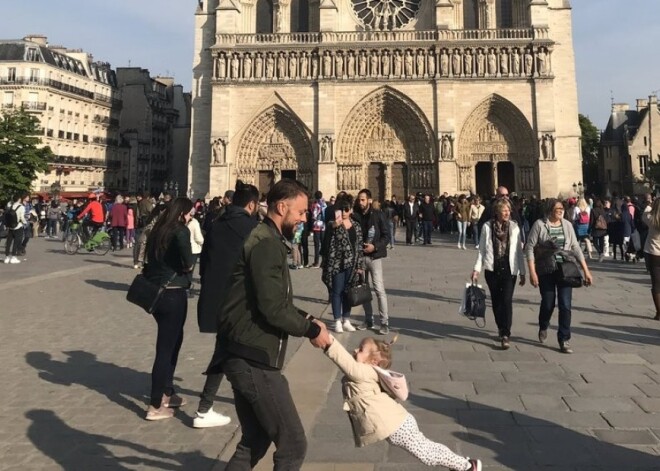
355,188,391,334
194,182,260,428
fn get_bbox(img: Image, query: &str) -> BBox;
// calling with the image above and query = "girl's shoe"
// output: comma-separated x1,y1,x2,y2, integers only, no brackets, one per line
467,459,482,471
145,405,174,421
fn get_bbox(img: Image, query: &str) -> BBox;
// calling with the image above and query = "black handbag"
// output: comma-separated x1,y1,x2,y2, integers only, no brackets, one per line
556,259,583,288
464,283,487,327
346,273,373,307
126,273,175,314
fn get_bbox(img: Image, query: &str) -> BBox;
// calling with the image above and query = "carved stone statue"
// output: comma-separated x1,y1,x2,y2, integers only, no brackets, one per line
212,138,226,165
323,52,332,77
311,52,319,78
266,53,275,79
441,135,453,160
358,52,367,77
512,48,521,76
452,49,461,76
524,48,534,76
255,53,263,78
243,53,252,79
382,51,390,76
440,50,449,76
278,53,287,79
487,48,497,76
275,7,282,33
500,48,509,75
537,47,548,76
231,54,240,79
393,51,402,77
463,50,473,76
335,53,344,77
371,51,379,77
300,52,308,78
273,160,281,182
541,134,554,160
476,49,485,77
416,51,425,76
289,53,297,79
347,52,355,78
217,54,227,79
427,52,436,77
320,136,333,162
404,51,414,77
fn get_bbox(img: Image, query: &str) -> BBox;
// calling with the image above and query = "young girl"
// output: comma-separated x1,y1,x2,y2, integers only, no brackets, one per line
324,335,482,471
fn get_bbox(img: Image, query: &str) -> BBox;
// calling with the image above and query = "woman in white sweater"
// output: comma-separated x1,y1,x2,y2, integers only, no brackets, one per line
187,211,204,294
471,199,526,349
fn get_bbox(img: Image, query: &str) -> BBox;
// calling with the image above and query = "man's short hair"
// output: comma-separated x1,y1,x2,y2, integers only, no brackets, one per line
314,190,323,200
224,190,235,201
267,179,308,211
358,188,372,199
233,180,259,208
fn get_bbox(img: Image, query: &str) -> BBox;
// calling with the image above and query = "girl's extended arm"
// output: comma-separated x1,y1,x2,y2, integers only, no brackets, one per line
324,336,379,383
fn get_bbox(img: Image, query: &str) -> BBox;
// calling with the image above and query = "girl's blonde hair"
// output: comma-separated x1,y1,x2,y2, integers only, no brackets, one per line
649,198,660,230
577,197,588,212
365,335,398,369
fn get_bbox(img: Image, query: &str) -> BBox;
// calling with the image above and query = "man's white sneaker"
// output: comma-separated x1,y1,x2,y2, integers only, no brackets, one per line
342,319,356,332
193,408,231,428
9,256,20,264
334,320,344,333
3,256,10,264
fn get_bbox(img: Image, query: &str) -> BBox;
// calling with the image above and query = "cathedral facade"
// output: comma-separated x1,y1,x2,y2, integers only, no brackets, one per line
189,0,581,201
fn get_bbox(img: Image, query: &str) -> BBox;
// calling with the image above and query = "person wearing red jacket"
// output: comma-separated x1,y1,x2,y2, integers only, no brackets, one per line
77,193,105,238
110,195,129,251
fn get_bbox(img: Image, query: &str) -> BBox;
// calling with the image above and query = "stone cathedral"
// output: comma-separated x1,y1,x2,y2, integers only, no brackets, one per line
188,0,581,201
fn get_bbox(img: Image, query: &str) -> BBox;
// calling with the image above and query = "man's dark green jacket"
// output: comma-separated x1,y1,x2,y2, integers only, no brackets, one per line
215,218,320,370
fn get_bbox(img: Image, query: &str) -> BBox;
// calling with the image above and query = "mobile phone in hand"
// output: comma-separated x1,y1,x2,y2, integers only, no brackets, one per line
335,210,341,223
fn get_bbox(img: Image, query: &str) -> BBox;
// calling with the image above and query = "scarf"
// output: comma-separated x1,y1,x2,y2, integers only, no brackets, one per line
492,219,509,261
322,220,363,291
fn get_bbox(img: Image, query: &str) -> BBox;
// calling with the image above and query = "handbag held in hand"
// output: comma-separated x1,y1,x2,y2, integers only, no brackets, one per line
126,273,174,314
346,272,372,307
460,282,487,327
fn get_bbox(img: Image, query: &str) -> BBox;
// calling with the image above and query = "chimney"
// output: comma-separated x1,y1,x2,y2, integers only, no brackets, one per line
637,99,649,112
650,95,658,106
612,103,629,113
23,34,48,46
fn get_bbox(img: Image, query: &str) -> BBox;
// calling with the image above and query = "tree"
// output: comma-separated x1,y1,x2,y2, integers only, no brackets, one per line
0,109,52,204
579,114,600,196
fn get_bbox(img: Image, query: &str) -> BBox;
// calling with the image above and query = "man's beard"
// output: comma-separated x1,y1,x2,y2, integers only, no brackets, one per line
281,220,295,240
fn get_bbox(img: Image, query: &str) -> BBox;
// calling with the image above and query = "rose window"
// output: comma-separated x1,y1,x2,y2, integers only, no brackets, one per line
351,0,423,31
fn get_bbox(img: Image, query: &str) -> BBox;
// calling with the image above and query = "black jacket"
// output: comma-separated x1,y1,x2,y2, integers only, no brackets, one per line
403,202,419,220
197,205,259,333
355,209,389,261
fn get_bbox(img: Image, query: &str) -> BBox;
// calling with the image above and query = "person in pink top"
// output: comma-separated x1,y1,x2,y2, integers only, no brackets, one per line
126,203,136,248
110,195,128,251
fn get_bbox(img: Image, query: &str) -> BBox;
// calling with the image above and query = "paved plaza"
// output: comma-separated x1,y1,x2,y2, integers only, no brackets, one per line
1,232,660,470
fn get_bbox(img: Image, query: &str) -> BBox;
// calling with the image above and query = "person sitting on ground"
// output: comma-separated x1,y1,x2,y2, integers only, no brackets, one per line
323,335,482,471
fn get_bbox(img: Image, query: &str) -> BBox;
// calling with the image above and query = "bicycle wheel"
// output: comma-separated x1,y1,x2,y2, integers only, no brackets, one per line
93,233,112,255
64,233,80,255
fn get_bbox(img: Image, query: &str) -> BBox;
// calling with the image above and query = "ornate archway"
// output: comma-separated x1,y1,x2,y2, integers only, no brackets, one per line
335,86,436,198
235,104,314,191
456,94,537,195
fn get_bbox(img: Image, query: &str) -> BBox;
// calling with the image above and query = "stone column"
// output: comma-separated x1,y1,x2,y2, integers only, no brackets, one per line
452,0,464,29
217,0,241,35
435,0,455,29
319,0,338,32
529,0,549,27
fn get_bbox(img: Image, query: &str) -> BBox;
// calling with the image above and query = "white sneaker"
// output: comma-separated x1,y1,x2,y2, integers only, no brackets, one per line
462,245,467,250
457,243,462,249
9,256,20,264
193,407,231,428
3,256,9,264
334,320,344,333
342,319,356,332
475,245,480,250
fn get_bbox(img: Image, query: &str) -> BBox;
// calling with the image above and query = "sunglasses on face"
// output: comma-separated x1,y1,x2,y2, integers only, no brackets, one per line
340,207,351,213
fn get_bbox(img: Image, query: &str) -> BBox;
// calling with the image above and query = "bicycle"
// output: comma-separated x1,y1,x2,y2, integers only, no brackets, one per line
64,221,111,255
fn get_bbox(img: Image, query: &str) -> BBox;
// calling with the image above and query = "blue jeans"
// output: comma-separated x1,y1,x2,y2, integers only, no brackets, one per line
223,357,307,470
472,224,480,246
331,268,353,321
538,272,573,342
388,221,396,245
457,221,468,246
422,221,433,244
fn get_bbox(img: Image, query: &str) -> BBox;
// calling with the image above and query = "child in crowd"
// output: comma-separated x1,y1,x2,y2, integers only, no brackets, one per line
323,335,482,471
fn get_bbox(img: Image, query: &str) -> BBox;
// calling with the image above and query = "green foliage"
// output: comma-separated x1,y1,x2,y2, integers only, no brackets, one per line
0,109,52,204
579,114,601,195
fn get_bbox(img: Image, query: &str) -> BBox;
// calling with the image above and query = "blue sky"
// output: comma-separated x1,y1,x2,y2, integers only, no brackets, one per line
2,0,657,129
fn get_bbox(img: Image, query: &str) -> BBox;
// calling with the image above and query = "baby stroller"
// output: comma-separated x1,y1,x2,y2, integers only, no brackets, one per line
624,231,643,263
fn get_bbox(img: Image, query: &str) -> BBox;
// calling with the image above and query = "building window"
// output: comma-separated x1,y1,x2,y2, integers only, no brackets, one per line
29,68,39,83
639,155,650,176
7,67,16,82
3,91,13,108
26,48,38,62
644,136,648,146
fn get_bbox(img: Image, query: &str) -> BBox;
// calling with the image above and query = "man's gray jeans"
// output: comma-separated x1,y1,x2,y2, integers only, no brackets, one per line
363,257,389,326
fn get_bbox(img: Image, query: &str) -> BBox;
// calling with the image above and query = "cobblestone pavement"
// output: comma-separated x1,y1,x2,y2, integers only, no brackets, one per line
1,232,660,470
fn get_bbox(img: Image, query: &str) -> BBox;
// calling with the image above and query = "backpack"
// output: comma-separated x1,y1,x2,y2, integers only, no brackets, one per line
3,204,18,229
595,214,607,230
578,211,589,225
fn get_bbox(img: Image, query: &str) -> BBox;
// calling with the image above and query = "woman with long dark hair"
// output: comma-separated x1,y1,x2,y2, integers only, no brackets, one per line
143,197,195,420
643,198,660,320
